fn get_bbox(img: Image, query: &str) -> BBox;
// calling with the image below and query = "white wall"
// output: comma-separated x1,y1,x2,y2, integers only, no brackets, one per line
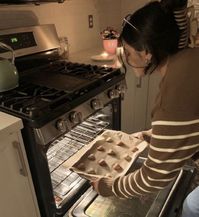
0,0,102,53
121,0,149,17
95,0,121,32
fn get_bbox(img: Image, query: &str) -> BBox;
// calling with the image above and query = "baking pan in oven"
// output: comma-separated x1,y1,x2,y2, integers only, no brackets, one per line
66,158,195,217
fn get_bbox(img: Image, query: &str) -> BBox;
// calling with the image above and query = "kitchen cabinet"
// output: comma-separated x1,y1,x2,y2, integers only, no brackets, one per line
0,112,40,217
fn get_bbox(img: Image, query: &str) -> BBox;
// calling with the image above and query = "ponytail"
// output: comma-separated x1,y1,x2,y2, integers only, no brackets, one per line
160,0,189,49
160,0,188,12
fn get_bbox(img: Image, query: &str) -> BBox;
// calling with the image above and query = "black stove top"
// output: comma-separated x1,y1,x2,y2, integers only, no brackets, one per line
23,61,120,92
0,82,71,118
0,60,123,126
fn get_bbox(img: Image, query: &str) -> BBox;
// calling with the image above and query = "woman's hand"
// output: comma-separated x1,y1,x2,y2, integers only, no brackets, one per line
90,177,114,197
131,129,152,143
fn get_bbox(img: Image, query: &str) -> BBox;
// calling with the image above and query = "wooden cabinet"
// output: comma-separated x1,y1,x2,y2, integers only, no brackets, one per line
0,112,40,217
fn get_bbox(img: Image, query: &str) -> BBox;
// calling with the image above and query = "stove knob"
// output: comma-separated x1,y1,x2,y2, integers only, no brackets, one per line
69,111,83,124
91,99,103,110
56,119,67,132
116,84,126,94
108,89,120,99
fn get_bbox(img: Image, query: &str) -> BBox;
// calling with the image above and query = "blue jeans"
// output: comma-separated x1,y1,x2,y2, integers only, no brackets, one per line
181,186,199,217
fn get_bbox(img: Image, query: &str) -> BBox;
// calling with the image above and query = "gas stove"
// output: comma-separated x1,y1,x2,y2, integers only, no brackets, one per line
0,25,125,129
0,61,124,126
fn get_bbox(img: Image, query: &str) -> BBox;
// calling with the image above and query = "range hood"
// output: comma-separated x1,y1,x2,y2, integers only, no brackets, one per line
0,0,65,4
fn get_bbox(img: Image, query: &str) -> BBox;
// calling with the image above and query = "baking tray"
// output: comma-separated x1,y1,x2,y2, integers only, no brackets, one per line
69,130,148,181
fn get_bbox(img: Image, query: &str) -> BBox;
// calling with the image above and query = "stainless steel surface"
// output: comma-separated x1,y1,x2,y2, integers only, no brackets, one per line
13,141,28,177
69,111,83,125
33,80,125,146
90,99,103,111
0,24,60,58
108,89,120,99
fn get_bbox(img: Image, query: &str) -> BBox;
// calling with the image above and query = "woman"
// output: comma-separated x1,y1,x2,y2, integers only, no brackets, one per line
92,0,199,216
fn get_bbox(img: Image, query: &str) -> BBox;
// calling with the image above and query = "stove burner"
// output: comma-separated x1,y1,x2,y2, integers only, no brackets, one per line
0,83,71,118
0,60,123,126
48,61,115,80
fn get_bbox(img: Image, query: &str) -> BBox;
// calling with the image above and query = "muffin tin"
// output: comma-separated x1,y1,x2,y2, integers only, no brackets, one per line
70,130,148,181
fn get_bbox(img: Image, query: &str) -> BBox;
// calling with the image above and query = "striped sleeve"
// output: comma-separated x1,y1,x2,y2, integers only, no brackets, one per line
112,118,199,198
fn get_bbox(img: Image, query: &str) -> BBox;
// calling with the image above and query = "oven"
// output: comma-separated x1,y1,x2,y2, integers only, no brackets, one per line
0,24,196,217
0,24,125,217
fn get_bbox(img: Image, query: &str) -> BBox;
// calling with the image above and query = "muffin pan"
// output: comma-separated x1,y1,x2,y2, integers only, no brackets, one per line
70,130,148,181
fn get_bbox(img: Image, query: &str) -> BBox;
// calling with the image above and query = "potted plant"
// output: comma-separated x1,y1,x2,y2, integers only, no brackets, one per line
101,27,119,55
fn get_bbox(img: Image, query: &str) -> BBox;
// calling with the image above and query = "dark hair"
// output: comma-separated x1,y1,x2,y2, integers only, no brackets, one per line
120,0,188,74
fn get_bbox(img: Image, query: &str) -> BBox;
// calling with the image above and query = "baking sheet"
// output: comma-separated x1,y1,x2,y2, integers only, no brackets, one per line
69,130,148,181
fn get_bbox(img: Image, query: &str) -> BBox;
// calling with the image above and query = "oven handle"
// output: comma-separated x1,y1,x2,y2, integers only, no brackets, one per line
13,141,28,177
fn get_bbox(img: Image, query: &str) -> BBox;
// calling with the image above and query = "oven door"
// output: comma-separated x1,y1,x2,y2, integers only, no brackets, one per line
46,98,122,216
66,158,195,217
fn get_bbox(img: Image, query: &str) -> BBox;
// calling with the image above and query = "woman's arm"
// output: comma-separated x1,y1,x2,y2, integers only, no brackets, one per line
131,129,152,143
93,118,199,198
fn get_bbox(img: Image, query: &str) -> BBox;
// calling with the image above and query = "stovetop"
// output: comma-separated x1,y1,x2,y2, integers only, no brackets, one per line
0,60,123,126
0,25,124,128
22,60,121,92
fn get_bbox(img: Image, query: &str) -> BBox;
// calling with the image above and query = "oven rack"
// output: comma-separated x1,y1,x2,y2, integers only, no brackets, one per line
46,114,109,208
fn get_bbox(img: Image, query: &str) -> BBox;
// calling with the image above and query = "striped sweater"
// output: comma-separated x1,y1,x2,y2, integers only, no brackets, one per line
112,48,199,198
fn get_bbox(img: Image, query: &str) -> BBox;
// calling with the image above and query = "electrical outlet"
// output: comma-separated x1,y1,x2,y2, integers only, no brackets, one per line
88,15,93,28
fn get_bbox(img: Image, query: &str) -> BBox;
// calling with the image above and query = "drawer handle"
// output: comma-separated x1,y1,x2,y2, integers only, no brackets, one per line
13,141,28,177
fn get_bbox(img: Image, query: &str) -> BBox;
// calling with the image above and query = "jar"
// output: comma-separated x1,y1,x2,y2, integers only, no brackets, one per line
58,37,69,59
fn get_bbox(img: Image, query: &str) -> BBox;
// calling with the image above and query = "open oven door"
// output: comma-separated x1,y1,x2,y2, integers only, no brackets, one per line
66,157,195,217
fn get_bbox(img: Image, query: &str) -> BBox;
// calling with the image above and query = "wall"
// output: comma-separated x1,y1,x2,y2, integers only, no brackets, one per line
95,0,121,32
121,0,149,17
0,0,102,53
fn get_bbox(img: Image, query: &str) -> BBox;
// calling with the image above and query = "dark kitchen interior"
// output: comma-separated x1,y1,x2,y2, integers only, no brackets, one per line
0,1,199,217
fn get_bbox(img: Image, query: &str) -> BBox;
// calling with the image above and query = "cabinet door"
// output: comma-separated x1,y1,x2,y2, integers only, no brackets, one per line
0,131,40,217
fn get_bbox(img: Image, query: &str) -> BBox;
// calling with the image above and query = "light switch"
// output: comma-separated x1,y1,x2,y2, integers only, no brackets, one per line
88,15,93,28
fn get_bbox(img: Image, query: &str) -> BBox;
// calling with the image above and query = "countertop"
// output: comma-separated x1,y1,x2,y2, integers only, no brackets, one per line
0,112,23,137
69,47,122,69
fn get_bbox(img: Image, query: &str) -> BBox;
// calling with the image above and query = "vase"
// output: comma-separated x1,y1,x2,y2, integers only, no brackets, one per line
103,39,118,55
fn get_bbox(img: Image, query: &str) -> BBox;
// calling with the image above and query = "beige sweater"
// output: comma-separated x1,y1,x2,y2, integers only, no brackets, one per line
112,48,199,198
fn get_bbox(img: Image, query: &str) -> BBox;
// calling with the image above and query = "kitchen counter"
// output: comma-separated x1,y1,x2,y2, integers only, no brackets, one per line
69,47,122,69
0,112,23,137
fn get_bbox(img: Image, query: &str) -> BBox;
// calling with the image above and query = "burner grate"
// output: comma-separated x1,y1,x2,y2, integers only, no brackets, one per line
48,61,116,80
0,82,71,118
